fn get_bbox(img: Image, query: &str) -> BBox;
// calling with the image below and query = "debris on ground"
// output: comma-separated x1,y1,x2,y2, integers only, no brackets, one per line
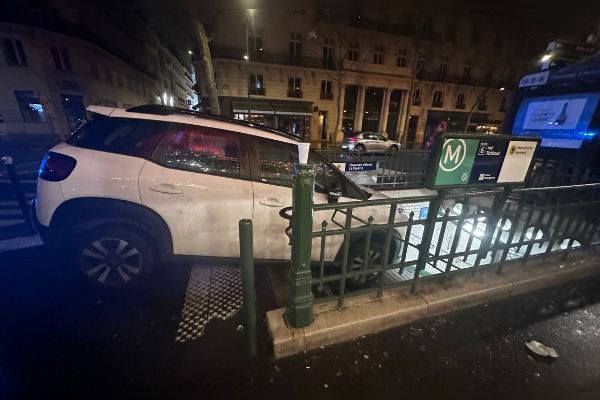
525,340,558,364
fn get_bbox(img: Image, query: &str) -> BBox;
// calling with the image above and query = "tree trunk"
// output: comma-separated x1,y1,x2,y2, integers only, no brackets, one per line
194,20,221,115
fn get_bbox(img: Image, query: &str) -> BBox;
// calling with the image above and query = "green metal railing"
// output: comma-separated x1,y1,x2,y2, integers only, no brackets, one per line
315,149,430,189
282,163,600,328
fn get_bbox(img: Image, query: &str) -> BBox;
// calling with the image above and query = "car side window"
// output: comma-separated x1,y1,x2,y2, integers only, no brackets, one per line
255,139,365,199
373,134,386,141
364,133,376,140
152,125,240,178
67,115,166,159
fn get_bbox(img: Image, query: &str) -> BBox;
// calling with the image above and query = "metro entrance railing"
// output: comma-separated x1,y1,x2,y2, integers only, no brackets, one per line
280,133,600,329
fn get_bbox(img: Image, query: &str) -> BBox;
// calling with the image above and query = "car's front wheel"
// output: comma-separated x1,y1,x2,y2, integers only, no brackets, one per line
73,226,155,289
345,242,386,289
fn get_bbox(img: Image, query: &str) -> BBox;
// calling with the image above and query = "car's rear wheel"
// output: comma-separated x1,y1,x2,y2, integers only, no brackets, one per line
355,144,366,152
73,226,155,289
388,145,398,153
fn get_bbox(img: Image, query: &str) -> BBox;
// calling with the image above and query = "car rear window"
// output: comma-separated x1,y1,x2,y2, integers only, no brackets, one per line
67,114,167,159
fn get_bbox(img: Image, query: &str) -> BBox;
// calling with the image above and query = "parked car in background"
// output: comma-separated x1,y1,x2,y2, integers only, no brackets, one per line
341,132,401,153
32,105,406,290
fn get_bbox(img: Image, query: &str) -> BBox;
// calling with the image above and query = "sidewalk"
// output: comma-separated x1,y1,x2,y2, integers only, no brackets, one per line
266,248,600,358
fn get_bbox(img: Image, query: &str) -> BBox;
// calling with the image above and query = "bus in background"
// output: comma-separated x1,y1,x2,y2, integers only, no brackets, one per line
502,52,600,185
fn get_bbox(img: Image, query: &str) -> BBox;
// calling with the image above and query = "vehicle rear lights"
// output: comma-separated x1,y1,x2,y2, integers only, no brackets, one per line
39,152,77,182
349,138,356,141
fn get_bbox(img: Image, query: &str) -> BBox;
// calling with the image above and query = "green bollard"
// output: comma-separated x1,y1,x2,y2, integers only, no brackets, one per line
284,163,315,329
239,219,257,357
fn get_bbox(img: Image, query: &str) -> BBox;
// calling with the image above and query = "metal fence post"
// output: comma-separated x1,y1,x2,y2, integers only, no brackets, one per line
412,190,446,293
239,219,257,357
285,163,315,329
2,156,35,234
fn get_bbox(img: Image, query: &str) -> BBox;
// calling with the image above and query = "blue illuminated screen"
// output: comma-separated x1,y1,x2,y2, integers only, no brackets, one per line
512,93,600,148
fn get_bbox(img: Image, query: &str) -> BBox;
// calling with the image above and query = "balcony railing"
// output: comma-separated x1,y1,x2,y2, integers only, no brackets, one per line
320,92,333,100
412,99,421,107
431,101,444,108
248,87,265,96
455,103,466,110
478,105,488,111
288,90,303,98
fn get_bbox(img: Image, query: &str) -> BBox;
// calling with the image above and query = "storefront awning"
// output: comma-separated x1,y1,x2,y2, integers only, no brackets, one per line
231,98,313,116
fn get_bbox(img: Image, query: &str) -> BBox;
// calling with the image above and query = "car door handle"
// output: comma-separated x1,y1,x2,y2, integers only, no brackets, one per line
259,198,284,207
149,184,183,194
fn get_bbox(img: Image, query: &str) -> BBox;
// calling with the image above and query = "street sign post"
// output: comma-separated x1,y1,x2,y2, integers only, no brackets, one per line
425,133,541,190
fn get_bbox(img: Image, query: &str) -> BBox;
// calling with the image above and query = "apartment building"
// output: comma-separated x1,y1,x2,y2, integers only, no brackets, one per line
194,10,547,148
0,10,196,140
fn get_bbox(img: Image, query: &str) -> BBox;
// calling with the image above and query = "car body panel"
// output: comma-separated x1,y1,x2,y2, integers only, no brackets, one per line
138,160,253,257
53,145,146,205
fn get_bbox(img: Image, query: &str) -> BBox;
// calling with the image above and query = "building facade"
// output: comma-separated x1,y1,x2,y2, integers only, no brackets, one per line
0,10,196,140
194,10,549,148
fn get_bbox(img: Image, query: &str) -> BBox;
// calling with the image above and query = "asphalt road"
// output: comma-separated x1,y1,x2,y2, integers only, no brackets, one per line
2,241,600,392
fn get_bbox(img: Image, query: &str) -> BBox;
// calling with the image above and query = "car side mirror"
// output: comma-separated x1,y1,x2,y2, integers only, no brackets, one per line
328,185,342,203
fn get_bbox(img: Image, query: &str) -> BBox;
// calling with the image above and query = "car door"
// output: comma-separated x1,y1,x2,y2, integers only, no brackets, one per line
249,138,368,261
139,124,253,258
372,134,387,152
363,133,379,152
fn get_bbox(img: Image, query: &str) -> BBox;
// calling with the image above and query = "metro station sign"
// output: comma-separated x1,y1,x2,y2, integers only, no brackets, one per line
425,133,540,190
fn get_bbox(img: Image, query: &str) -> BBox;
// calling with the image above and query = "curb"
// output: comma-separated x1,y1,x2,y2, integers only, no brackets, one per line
266,248,600,359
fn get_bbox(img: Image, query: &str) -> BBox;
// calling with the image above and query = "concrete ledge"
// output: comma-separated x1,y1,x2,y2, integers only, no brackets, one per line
414,268,513,316
266,248,600,359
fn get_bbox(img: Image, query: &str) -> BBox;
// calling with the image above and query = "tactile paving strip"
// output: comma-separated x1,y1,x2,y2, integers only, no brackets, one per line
175,265,242,342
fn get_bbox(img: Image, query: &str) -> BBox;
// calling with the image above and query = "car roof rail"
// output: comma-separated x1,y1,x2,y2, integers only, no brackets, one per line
125,104,300,141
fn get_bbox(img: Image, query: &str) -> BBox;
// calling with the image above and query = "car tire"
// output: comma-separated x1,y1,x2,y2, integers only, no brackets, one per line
388,145,398,153
72,225,155,290
355,144,365,152
344,241,386,290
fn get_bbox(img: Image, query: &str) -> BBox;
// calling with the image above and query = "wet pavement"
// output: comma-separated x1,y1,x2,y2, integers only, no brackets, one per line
2,241,600,391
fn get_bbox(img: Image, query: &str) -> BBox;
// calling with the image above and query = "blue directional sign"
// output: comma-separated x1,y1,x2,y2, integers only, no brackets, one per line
468,140,509,184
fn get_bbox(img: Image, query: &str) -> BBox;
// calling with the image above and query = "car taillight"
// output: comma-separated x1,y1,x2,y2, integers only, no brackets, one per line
39,152,77,182
349,138,356,142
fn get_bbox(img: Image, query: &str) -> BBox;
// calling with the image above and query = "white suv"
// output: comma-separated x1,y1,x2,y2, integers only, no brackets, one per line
33,105,405,289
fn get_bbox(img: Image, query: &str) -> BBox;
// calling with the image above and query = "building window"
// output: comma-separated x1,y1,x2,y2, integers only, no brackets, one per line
248,33,263,61
397,49,407,67
499,97,507,112
478,95,487,111
249,73,265,95
462,65,471,84
320,80,332,100
446,20,457,42
322,37,334,69
90,59,100,78
493,34,503,51
432,90,443,107
416,52,426,79
373,45,384,65
438,56,448,82
456,93,465,109
470,26,481,46
14,90,46,123
485,69,493,87
348,42,359,61
51,46,71,70
104,65,113,84
288,77,302,98
412,88,421,106
289,32,301,65
2,38,27,66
